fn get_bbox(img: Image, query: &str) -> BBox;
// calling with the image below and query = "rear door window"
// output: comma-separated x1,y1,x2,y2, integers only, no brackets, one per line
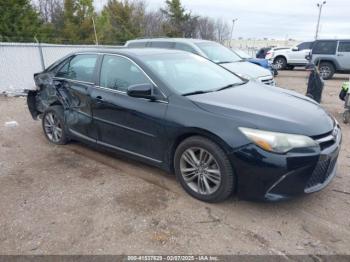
149,42,174,49
313,41,337,55
297,42,313,50
56,54,98,83
127,41,148,48
338,42,350,52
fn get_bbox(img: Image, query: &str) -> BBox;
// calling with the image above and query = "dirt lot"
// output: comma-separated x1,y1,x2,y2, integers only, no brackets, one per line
0,70,350,255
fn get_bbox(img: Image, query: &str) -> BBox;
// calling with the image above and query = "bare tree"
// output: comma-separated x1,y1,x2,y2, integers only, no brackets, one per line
214,18,230,43
182,14,199,38
33,0,64,23
142,10,167,37
197,16,215,40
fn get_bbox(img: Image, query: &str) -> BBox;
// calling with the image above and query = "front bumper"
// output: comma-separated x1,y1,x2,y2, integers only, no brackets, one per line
230,126,342,201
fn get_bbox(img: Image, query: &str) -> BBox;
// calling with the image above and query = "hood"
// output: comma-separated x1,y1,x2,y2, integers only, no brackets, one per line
248,58,269,68
221,61,272,79
189,82,334,136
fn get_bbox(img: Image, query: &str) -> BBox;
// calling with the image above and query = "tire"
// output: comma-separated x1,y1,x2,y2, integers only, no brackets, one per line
42,105,69,145
274,57,287,70
343,110,350,124
174,136,235,203
319,62,335,80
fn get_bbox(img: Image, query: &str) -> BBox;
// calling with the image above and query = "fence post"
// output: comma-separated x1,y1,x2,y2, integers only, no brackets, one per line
34,37,45,70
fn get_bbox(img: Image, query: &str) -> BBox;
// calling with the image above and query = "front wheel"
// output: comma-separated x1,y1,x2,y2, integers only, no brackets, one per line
274,57,287,70
42,106,69,145
174,136,235,202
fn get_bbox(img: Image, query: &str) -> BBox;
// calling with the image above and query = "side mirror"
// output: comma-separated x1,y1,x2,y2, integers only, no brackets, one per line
305,52,311,61
127,83,155,100
291,47,299,51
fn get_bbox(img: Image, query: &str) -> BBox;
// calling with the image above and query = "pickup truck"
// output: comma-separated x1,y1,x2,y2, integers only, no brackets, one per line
266,42,314,70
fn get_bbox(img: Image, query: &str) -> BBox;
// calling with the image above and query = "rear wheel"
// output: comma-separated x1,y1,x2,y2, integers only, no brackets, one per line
319,62,335,80
274,57,287,70
174,136,235,203
42,106,69,145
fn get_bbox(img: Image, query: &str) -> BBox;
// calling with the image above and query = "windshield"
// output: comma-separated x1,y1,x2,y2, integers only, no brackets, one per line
143,53,244,95
195,42,242,63
233,49,252,59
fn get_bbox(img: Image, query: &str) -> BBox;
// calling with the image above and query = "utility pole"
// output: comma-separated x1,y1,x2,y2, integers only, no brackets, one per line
229,18,238,47
315,1,326,40
92,16,98,46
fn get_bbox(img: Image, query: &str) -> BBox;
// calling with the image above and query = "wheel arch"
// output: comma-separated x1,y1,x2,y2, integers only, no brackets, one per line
273,55,287,63
167,128,233,174
314,58,338,70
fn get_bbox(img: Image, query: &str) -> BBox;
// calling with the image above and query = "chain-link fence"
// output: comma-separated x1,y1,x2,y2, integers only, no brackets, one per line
0,42,122,95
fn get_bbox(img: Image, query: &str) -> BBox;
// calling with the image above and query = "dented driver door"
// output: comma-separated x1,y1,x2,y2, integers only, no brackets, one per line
53,54,99,141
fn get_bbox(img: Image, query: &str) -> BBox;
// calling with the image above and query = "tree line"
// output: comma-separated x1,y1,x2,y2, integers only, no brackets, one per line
0,0,231,45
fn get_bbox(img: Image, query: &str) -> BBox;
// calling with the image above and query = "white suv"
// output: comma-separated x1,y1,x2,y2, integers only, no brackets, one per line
266,41,314,70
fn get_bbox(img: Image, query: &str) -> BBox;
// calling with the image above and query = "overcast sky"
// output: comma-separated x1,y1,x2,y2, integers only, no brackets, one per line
94,0,350,40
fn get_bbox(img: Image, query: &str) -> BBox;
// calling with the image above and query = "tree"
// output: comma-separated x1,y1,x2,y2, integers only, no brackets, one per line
161,0,192,37
35,0,63,23
97,0,145,44
61,0,95,44
197,17,216,40
142,10,166,37
0,0,43,41
214,18,230,43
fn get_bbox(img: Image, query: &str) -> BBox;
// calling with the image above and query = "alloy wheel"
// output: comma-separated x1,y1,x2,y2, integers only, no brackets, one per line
180,147,222,195
274,58,285,70
319,66,331,79
44,112,63,143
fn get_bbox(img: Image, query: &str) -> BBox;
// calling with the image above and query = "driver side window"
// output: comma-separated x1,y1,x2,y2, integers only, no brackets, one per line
99,55,151,92
56,54,97,83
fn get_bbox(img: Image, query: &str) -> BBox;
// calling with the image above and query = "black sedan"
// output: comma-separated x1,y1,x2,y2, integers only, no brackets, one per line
27,49,342,202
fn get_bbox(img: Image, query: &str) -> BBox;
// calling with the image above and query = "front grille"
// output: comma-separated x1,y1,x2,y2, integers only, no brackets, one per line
305,157,337,190
313,125,340,151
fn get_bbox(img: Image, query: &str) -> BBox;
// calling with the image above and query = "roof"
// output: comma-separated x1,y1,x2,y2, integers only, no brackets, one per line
315,39,350,41
126,38,213,44
75,48,187,57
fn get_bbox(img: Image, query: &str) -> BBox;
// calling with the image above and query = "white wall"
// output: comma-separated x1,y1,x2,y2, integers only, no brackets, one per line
0,43,119,94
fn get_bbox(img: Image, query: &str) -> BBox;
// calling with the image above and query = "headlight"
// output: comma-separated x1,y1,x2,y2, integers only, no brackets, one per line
236,73,253,80
239,127,319,153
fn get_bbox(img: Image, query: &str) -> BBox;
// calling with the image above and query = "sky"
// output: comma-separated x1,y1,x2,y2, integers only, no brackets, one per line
94,0,350,40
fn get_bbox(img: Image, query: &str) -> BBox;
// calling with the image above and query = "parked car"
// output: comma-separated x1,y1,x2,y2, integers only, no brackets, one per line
27,49,341,202
266,41,314,70
233,48,278,76
256,47,273,59
310,39,350,80
125,38,275,85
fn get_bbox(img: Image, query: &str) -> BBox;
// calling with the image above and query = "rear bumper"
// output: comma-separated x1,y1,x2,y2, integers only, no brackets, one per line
27,90,40,119
230,127,342,201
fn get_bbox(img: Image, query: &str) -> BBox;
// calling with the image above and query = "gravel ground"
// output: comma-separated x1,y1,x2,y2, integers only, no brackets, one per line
0,70,349,255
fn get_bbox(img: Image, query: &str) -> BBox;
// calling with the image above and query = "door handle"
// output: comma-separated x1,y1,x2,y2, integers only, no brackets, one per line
95,96,104,103
337,54,344,56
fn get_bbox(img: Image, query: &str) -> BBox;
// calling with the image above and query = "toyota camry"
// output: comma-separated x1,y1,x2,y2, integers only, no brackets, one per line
27,49,342,202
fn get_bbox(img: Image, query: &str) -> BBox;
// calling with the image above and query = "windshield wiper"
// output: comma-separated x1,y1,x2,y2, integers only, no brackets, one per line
182,90,214,96
216,81,248,91
217,61,233,64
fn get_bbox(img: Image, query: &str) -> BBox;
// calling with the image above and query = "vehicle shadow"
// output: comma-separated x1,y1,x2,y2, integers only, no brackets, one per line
64,139,318,213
